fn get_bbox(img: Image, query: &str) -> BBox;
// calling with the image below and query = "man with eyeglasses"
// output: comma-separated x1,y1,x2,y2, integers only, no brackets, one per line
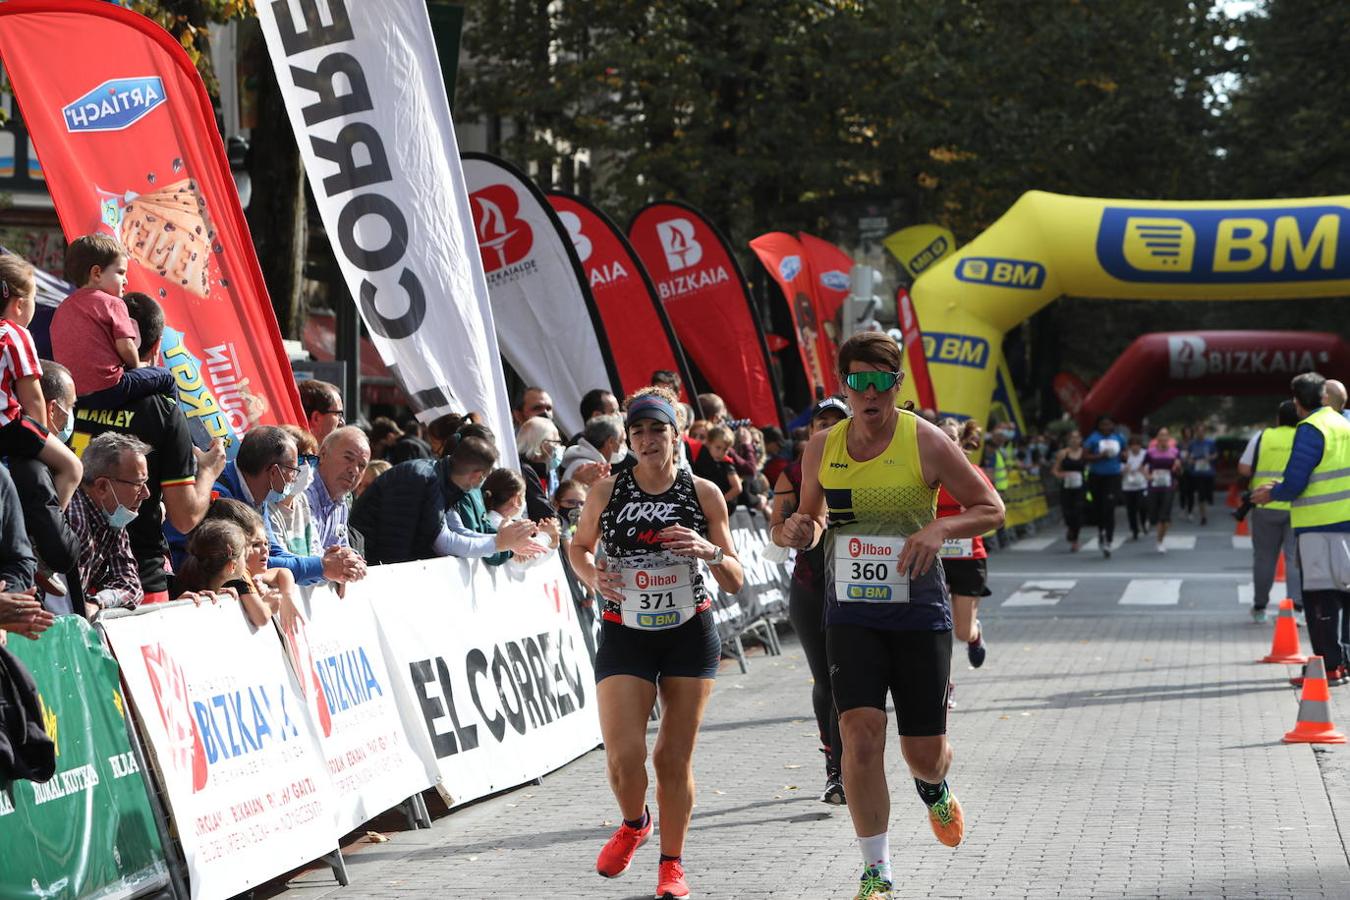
298,379,345,443
65,432,151,616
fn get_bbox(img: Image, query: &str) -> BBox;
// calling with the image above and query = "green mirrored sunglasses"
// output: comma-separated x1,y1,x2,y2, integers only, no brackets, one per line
844,370,900,392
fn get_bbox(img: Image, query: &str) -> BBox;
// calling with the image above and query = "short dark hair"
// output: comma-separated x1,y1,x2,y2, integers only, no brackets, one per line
123,292,164,357
368,416,402,444
514,386,548,412
580,388,615,422
236,425,295,477
64,234,125,285
1291,372,1326,411
651,370,680,390
1277,400,1300,428
39,359,73,404
298,379,341,421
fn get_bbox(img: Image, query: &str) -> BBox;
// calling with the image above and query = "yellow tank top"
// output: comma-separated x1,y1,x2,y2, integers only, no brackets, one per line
817,410,949,631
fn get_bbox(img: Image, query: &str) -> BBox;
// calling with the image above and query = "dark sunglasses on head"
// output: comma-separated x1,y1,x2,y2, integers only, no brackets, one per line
844,370,900,392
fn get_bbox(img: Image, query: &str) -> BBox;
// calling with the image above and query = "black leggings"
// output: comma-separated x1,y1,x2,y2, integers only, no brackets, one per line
1062,488,1085,542
1088,473,1121,544
788,578,842,773
1124,490,1148,537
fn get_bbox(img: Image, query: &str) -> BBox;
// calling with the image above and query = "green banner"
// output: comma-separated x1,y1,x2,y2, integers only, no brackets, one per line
0,617,168,900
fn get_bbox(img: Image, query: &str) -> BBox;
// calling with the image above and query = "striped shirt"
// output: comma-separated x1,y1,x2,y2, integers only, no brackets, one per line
0,319,40,426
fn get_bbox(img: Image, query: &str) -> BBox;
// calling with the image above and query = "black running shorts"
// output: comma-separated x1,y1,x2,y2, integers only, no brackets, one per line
943,558,991,598
594,609,721,683
826,625,952,736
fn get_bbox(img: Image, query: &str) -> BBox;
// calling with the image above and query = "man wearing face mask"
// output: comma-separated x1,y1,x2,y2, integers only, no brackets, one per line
560,413,629,484
8,360,82,611
209,425,365,587
64,433,149,616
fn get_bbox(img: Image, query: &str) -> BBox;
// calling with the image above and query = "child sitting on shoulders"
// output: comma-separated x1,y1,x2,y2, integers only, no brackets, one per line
49,234,174,410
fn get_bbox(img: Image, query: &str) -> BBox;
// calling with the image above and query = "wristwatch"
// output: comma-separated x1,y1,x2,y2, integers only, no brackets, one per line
708,545,725,566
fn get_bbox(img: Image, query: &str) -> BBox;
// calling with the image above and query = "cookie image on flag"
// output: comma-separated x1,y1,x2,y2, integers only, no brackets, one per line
117,177,216,298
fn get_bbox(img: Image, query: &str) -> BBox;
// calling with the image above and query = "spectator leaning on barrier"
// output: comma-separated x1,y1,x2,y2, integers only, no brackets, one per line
78,291,225,603
210,425,365,587
8,360,81,611
274,424,321,558
297,378,345,444
517,415,566,521
350,423,541,565
1239,400,1303,622
1252,372,1350,685
201,498,300,629
175,518,277,628
561,413,625,484
306,425,370,551
66,432,149,616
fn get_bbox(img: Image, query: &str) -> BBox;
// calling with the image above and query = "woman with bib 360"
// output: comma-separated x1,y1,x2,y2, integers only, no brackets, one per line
777,333,1004,900
568,386,743,900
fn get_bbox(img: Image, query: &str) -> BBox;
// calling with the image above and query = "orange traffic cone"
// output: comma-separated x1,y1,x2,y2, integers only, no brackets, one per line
1276,552,1287,581
1235,515,1250,537
1262,598,1308,664
1227,482,1241,509
1283,657,1347,744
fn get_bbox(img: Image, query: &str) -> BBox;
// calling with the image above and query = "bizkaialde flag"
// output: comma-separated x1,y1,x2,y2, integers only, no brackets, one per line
548,191,696,401
463,154,619,438
0,0,303,439
256,0,516,452
629,202,783,427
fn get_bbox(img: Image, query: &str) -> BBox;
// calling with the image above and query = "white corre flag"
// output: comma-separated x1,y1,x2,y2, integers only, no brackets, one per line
256,0,516,455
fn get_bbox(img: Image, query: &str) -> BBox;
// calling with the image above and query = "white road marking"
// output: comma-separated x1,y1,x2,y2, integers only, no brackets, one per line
1080,535,1128,553
1162,534,1197,550
1010,537,1057,552
1232,535,1253,550
1237,581,1288,606
1003,580,1076,607
1119,578,1182,605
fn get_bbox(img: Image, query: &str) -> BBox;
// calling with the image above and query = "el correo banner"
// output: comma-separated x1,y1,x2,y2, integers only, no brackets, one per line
101,602,340,900
0,617,168,900
279,587,437,834
255,0,517,454
367,556,601,807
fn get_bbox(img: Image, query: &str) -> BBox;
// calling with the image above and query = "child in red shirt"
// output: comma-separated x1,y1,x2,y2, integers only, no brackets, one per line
49,235,173,409
0,254,82,509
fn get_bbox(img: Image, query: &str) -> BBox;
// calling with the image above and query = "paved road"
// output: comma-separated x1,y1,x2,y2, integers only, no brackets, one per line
272,517,1350,899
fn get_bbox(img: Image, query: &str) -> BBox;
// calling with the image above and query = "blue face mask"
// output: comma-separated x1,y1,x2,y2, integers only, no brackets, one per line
100,488,138,529
56,405,74,445
265,464,298,505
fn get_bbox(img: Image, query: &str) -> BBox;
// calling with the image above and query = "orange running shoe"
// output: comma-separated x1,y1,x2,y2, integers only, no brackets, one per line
927,788,965,847
656,857,690,899
596,808,652,878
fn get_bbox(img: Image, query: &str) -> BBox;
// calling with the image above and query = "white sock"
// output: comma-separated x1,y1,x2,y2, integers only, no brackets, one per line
859,832,891,882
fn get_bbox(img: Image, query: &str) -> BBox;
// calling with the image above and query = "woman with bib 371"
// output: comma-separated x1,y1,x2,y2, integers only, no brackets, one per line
568,386,743,900
777,333,1004,900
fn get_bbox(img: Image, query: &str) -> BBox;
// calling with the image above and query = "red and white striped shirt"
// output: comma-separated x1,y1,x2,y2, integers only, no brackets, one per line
0,318,41,426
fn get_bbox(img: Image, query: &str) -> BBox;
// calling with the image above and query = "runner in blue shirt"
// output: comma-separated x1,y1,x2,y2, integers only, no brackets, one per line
1082,416,1124,558
1186,425,1218,526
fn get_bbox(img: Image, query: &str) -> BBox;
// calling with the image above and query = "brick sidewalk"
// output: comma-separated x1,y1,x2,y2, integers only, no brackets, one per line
275,608,1350,899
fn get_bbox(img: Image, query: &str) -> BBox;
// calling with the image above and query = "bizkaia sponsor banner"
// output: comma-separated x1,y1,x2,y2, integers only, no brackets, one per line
750,232,829,402
280,586,436,834
629,202,784,427
896,287,937,411
0,1,303,437
797,232,852,390
368,555,601,807
101,602,338,900
547,191,697,400
463,154,620,438
256,0,516,452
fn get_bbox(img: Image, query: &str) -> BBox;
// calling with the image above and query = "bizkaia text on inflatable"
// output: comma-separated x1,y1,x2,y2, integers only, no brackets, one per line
1097,206,1348,283
1167,335,1330,380
410,627,587,757
267,0,425,341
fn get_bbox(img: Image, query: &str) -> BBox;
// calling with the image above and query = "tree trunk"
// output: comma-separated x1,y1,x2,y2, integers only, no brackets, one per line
242,31,305,340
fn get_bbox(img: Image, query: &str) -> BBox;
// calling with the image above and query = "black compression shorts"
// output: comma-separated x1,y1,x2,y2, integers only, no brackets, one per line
594,609,721,683
826,625,952,736
943,558,991,598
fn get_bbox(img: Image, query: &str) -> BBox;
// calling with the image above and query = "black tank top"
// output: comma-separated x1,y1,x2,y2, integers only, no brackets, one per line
599,467,711,623
1061,453,1086,472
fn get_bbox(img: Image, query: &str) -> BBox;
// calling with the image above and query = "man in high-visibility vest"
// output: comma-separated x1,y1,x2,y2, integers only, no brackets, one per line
1237,400,1302,623
1252,372,1350,686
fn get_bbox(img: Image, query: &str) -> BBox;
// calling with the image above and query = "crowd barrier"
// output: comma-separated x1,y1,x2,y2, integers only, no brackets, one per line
707,509,792,670
3,554,599,900
1000,468,1051,530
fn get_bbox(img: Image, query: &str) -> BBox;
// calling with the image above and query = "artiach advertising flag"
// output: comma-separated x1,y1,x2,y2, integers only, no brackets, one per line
0,1,303,436
547,191,695,400
750,231,830,402
463,154,619,437
798,232,853,389
629,202,783,427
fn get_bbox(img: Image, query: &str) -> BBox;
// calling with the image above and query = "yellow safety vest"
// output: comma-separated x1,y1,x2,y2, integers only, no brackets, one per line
990,445,1009,492
1252,425,1295,513
1290,407,1350,530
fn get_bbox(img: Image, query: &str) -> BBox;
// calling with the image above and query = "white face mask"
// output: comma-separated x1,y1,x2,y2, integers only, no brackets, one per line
292,462,315,495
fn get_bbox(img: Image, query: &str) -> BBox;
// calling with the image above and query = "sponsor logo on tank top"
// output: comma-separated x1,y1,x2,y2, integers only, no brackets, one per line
829,461,849,469
614,501,679,524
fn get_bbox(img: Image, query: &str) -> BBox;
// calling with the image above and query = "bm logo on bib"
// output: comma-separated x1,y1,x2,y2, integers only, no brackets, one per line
1097,206,1349,283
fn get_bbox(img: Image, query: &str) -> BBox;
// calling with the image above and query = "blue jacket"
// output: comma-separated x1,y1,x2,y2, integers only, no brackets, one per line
1269,414,1350,533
